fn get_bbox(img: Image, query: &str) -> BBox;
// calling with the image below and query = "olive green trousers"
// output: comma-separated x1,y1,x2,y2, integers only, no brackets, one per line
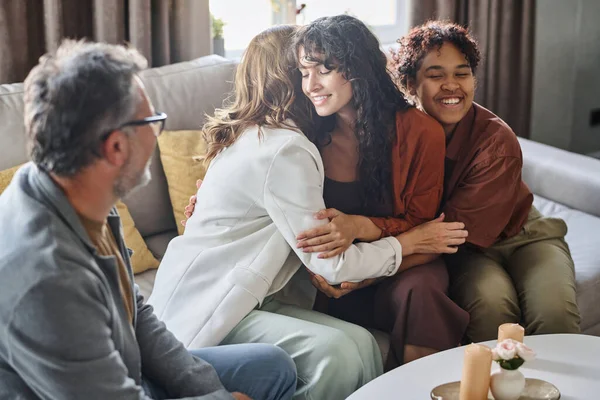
446,207,581,342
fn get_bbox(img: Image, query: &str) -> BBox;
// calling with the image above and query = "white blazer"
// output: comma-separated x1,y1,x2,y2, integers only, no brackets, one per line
148,123,403,348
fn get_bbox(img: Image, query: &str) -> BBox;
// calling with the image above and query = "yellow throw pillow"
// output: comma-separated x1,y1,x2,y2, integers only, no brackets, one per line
157,130,208,235
0,164,158,274
0,165,22,194
115,201,160,274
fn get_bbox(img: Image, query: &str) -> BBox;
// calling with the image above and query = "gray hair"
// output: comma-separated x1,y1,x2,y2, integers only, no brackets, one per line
24,40,148,176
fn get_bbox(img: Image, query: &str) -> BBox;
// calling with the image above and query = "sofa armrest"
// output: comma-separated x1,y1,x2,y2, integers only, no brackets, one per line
519,138,600,218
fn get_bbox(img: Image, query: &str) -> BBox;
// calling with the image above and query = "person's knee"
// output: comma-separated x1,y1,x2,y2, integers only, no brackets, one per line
236,343,297,397
308,330,364,395
474,288,519,317
391,273,453,316
393,261,448,299
321,330,363,370
339,323,383,375
523,290,581,334
407,276,441,296
454,274,520,342
271,347,297,399
452,266,518,314
261,344,297,387
255,343,296,375
342,323,379,354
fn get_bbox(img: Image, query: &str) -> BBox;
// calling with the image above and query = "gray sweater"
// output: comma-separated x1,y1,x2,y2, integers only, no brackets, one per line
0,163,233,400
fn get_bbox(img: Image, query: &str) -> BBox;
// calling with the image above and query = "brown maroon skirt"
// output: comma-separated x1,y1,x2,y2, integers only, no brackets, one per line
321,177,469,370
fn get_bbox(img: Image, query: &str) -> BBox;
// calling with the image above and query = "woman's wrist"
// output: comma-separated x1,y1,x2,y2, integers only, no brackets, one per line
352,215,383,242
396,231,417,256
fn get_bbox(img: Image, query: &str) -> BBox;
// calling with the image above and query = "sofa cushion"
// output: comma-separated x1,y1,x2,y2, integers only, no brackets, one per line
157,130,208,235
115,201,160,274
534,195,600,335
0,165,22,193
0,83,27,170
144,231,178,260
135,269,158,300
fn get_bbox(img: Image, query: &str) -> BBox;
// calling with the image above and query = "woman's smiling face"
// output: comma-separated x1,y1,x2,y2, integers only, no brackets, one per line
410,42,475,134
297,46,354,118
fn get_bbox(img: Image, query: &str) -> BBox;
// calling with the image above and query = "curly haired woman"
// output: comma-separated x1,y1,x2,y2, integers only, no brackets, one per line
293,15,470,370
390,20,581,342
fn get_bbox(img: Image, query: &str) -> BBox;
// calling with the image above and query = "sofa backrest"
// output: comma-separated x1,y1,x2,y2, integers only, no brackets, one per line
0,55,237,257
519,137,600,218
3,55,598,252
0,83,27,170
126,56,236,247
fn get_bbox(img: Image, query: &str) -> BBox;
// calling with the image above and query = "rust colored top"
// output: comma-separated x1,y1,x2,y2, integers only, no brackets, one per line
442,103,533,248
367,107,446,237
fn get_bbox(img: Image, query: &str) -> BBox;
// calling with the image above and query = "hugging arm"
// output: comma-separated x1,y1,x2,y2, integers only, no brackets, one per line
263,137,407,284
367,116,447,239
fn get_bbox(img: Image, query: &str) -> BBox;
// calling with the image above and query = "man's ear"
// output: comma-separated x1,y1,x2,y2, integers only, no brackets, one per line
101,130,129,168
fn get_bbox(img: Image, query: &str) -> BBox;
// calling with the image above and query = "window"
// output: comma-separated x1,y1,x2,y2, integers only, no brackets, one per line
209,0,273,59
209,0,407,58
298,0,407,46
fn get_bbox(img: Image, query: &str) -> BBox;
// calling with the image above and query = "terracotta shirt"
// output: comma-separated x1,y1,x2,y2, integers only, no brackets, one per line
367,107,446,237
441,103,533,248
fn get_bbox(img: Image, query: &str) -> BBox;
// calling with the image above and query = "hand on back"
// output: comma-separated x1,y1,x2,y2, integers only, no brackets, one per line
180,179,202,227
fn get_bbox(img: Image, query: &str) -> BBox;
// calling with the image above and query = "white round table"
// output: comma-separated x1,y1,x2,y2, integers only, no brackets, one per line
347,334,600,399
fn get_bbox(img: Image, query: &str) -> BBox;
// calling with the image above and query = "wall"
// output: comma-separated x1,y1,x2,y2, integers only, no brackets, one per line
530,0,600,155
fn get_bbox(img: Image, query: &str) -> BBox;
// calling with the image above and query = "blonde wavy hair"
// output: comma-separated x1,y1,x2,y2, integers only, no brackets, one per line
202,25,315,164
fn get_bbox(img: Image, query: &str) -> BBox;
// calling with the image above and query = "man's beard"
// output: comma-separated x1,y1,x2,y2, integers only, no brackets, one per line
113,155,152,199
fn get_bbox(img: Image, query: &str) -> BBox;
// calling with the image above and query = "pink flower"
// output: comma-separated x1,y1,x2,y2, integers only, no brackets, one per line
493,339,517,360
516,342,536,362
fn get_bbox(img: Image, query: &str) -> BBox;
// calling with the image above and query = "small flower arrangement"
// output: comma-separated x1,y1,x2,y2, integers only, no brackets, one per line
492,339,536,370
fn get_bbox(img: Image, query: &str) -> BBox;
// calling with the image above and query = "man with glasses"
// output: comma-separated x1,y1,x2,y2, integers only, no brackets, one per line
0,40,296,400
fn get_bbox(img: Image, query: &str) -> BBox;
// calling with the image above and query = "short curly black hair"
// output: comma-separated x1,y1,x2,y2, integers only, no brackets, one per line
393,20,481,93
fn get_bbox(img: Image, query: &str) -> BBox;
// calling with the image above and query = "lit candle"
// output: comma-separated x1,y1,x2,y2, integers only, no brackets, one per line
498,323,525,343
459,344,492,400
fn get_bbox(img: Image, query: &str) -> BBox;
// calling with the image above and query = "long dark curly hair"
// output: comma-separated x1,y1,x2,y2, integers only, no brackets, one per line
293,15,409,206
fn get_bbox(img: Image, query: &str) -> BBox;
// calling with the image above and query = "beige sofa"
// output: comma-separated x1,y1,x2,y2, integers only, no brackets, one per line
1,56,599,356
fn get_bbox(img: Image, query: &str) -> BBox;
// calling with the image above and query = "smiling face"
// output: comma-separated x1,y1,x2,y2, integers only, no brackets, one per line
410,42,475,135
297,46,354,118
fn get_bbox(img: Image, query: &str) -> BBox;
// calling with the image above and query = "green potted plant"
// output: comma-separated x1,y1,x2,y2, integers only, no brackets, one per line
211,15,225,57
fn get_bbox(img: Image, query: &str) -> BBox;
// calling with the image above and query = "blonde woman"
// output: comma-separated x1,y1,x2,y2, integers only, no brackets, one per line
149,25,465,399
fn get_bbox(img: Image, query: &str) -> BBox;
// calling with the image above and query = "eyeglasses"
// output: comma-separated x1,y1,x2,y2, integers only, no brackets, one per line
101,112,168,141
120,111,167,137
